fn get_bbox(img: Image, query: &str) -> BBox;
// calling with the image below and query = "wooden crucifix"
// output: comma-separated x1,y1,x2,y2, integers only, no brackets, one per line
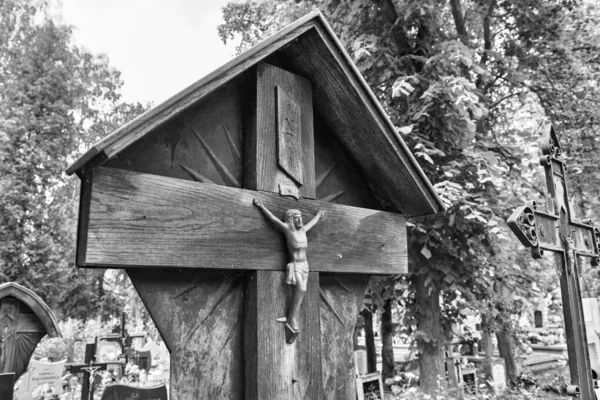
68,12,444,400
508,126,600,399
67,343,108,400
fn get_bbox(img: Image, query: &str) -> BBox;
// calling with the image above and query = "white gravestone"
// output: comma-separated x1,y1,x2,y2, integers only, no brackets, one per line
492,363,507,393
582,298,600,371
16,359,66,399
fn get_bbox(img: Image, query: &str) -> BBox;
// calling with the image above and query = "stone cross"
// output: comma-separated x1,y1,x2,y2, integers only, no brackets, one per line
508,126,600,399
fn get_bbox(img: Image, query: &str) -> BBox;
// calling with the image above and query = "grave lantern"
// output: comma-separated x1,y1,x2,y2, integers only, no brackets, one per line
67,11,444,400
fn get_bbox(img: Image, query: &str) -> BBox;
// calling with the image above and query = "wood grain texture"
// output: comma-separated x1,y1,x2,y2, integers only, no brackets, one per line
277,86,304,186
245,63,316,199
244,271,323,400
313,116,381,210
76,171,93,267
127,269,243,400
82,167,407,274
66,15,320,175
105,81,243,187
319,274,370,400
275,27,441,216
67,12,443,217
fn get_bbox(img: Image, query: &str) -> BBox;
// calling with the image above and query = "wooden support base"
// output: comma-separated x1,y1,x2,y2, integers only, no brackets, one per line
127,269,244,400
320,274,370,400
127,269,369,399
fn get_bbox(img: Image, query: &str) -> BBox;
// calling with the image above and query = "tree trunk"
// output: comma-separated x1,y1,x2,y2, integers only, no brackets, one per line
480,315,494,358
496,323,520,382
415,273,445,394
381,299,395,380
353,317,360,350
361,308,377,373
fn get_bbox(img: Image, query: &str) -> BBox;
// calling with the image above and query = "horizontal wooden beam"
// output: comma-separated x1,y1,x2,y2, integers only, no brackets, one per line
79,167,407,274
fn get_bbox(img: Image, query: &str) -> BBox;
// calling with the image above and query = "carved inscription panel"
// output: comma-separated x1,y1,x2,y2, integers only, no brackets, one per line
277,86,303,186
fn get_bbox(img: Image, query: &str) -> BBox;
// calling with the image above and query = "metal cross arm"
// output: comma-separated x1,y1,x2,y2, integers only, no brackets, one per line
508,126,600,399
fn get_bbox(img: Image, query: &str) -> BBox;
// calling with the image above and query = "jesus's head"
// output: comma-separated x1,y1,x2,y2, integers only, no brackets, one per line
286,209,303,229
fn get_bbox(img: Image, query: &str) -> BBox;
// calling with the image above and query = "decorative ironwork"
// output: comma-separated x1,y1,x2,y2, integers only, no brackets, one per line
507,125,600,399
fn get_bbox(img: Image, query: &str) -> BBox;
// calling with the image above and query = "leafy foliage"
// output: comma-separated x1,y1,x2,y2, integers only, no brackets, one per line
0,0,148,320
219,0,600,392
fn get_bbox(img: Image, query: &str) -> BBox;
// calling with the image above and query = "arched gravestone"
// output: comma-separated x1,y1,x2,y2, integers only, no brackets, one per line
0,282,61,380
67,11,445,400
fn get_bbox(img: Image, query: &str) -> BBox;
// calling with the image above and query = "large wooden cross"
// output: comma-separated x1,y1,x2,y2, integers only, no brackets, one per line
76,63,409,399
508,126,600,399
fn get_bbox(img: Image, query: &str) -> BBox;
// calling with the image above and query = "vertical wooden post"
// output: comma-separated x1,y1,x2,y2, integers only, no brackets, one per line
244,271,323,399
243,62,321,399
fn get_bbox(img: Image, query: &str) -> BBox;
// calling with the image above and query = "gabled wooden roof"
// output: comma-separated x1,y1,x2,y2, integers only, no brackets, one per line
66,11,444,217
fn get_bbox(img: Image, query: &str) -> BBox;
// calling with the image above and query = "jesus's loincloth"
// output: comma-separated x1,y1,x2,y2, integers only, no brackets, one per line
287,261,309,282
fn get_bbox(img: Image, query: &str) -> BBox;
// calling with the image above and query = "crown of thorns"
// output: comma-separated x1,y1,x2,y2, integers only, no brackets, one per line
285,209,302,218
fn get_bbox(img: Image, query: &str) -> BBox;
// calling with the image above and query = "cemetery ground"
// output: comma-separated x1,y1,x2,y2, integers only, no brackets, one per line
3,0,600,399
18,299,586,400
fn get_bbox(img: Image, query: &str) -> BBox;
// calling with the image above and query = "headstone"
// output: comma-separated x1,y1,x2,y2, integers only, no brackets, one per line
354,349,368,376
465,357,506,394
534,310,544,328
491,361,507,393
0,283,61,380
582,298,600,371
141,338,160,367
96,339,121,362
356,372,383,400
0,372,15,400
100,383,168,400
530,297,548,330
462,368,477,394
26,359,65,397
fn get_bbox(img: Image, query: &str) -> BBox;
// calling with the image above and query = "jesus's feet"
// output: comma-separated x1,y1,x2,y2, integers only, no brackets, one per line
285,321,299,344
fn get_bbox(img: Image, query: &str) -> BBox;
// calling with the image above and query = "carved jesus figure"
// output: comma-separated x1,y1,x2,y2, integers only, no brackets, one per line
253,199,324,343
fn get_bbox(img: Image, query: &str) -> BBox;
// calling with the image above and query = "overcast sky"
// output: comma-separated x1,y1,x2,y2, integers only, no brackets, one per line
61,0,237,105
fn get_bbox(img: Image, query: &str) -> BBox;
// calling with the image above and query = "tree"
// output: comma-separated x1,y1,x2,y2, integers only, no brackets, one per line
0,0,148,320
219,0,600,393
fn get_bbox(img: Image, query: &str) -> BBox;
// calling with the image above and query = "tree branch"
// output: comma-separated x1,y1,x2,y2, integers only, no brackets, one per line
477,1,496,90
449,0,468,46
374,0,413,55
489,91,523,110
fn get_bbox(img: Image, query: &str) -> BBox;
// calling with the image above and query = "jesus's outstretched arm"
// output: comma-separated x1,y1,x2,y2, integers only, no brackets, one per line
253,199,287,231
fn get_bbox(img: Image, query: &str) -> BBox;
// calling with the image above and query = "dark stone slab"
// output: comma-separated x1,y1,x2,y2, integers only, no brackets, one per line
100,384,167,400
0,373,15,400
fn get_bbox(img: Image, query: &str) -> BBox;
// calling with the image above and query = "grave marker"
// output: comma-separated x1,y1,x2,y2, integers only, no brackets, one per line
67,11,444,399
100,383,168,400
27,359,65,397
0,283,61,381
0,373,14,400
508,126,600,399
582,298,600,371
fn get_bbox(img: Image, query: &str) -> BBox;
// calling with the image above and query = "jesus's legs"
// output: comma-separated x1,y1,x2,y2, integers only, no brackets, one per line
285,263,295,286
287,271,307,333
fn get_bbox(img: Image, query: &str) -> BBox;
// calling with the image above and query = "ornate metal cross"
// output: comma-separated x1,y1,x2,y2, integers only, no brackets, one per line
508,126,600,399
